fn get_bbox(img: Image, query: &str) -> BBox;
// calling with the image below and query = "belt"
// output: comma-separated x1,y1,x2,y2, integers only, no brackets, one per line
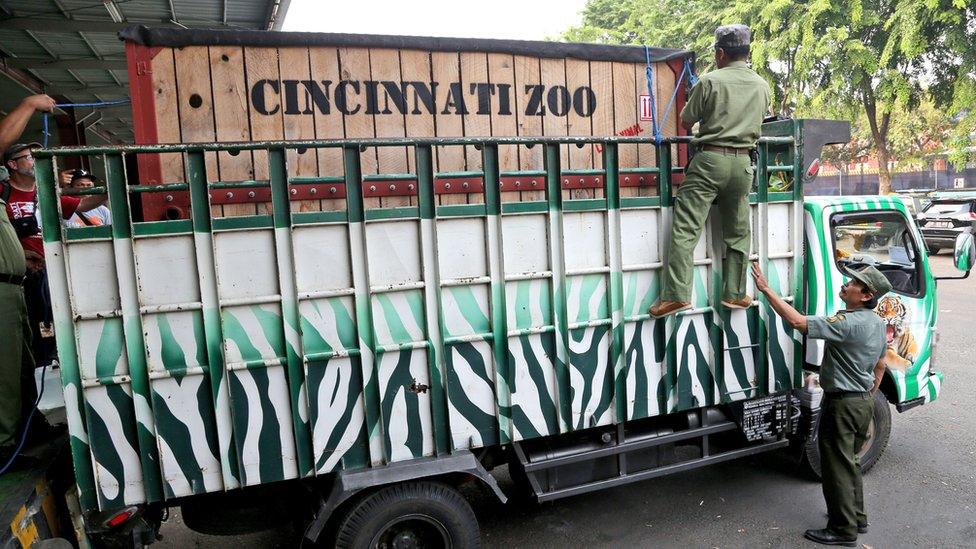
824,390,870,399
699,144,751,155
0,273,26,285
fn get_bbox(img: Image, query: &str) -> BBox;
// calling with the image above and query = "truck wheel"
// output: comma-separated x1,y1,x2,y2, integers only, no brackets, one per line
335,481,480,549
802,391,892,479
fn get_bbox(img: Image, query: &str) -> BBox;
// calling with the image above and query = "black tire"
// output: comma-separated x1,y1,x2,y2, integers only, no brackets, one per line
801,391,892,479
335,481,480,549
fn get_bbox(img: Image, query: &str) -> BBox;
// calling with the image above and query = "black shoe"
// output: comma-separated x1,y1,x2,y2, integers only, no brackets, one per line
804,528,857,547
823,514,868,534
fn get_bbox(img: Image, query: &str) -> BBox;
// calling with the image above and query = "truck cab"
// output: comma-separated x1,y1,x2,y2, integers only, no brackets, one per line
804,196,953,410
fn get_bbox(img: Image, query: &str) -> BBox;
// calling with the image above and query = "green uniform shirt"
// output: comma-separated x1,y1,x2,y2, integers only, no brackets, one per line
0,199,26,278
680,60,771,148
806,308,887,392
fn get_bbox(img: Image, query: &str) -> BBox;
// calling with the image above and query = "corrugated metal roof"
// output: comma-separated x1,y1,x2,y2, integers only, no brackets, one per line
0,0,287,145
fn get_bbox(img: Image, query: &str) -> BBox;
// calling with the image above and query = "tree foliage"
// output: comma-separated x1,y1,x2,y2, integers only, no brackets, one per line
563,0,976,193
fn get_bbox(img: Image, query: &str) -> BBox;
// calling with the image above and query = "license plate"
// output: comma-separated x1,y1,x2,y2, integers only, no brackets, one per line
929,221,952,228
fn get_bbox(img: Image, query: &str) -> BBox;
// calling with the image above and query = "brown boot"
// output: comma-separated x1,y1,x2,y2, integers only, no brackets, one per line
649,300,691,318
721,296,753,309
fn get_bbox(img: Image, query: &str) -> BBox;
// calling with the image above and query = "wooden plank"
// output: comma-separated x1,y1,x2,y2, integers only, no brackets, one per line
589,61,614,200
431,51,466,205
565,58,593,199
565,58,593,171
337,47,379,208
612,62,639,197
487,53,518,165
369,48,410,207
278,47,320,213
308,46,346,212
459,50,491,206
149,48,183,185
634,62,655,182
210,45,256,217
400,50,435,207
513,55,544,202
243,47,283,181
173,46,218,184
540,58,570,201
460,51,491,179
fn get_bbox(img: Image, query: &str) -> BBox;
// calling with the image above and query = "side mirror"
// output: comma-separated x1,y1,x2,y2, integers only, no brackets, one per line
955,232,975,273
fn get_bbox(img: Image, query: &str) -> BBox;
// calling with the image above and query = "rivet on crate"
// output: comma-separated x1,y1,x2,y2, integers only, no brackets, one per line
499,181,505,188
225,192,233,199
389,184,396,191
624,176,631,183
462,181,469,189
515,180,521,187
290,188,298,195
165,195,173,203
408,184,415,191
329,187,337,194
639,176,646,183
310,188,317,195
595,177,601,184
445,183,452,190
532,180,538,187
578,178,584,184
248,191,256,198
563,178,569,184
369,185,377,192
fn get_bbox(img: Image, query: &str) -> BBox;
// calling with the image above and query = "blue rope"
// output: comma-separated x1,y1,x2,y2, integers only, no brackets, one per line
684,57,699,86
643,45,662,143
643,50,702,143
42,99,131,148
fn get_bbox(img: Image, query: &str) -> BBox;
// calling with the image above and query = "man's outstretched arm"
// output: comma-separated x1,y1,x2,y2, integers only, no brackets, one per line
0,95,55,152
751,262,808,334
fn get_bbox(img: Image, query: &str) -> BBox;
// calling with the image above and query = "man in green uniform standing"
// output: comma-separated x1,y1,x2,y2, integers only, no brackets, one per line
650,24,771,317
0,94,55,468
752,261,891,547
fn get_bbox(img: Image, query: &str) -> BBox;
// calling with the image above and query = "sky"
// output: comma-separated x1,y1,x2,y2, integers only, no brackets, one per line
281,0,590,41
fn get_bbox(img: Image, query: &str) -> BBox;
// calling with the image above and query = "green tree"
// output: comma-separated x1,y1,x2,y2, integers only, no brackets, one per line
564,0,976,193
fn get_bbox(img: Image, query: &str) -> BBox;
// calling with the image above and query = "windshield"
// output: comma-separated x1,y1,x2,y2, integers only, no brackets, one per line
923,201,972,216
831,210,924,297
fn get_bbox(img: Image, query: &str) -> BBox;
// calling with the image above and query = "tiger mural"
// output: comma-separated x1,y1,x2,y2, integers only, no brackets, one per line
875,295,919,371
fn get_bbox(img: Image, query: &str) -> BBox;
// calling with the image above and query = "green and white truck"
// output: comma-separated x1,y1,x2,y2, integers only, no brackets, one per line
21,117,973,548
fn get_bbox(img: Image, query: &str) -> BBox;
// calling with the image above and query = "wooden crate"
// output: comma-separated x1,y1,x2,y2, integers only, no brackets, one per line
124,28,692,220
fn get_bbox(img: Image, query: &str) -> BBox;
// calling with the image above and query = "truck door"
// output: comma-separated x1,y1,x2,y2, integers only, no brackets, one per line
820,204,940,405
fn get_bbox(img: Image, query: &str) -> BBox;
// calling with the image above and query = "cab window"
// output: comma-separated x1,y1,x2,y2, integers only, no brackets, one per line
830,211,924,297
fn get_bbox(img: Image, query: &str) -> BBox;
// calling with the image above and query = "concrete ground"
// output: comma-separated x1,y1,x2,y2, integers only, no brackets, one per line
156,254,975,548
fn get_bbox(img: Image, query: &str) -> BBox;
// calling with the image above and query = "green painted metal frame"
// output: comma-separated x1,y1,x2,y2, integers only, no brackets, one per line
35,131,802,510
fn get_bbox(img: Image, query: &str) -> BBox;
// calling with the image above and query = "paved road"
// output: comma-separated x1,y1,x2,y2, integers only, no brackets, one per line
158,255,975,549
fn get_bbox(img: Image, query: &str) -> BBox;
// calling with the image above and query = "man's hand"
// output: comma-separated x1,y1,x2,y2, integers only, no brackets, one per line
22,94,56,113
24,250,44,272
751,261,770,293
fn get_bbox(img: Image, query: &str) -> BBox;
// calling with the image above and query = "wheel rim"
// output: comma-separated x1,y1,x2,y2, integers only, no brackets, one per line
370,513,451,549
857,416,876,461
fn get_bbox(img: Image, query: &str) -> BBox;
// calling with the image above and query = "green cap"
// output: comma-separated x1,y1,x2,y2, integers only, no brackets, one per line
848,265,892,297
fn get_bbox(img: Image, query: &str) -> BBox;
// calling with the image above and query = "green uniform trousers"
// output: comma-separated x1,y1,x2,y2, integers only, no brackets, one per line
662,150,753,302
819,393,874,537
0,282,35,450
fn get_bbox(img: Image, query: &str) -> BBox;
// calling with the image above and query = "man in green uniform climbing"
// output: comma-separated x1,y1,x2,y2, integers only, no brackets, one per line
650,24,771,318
752,261,891,547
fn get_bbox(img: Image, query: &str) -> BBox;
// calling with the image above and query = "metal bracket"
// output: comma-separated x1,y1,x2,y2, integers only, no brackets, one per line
303,451,506,543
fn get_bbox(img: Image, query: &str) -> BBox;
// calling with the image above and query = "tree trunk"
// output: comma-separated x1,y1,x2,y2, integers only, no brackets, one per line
863,90,893,194
876,145,893,195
